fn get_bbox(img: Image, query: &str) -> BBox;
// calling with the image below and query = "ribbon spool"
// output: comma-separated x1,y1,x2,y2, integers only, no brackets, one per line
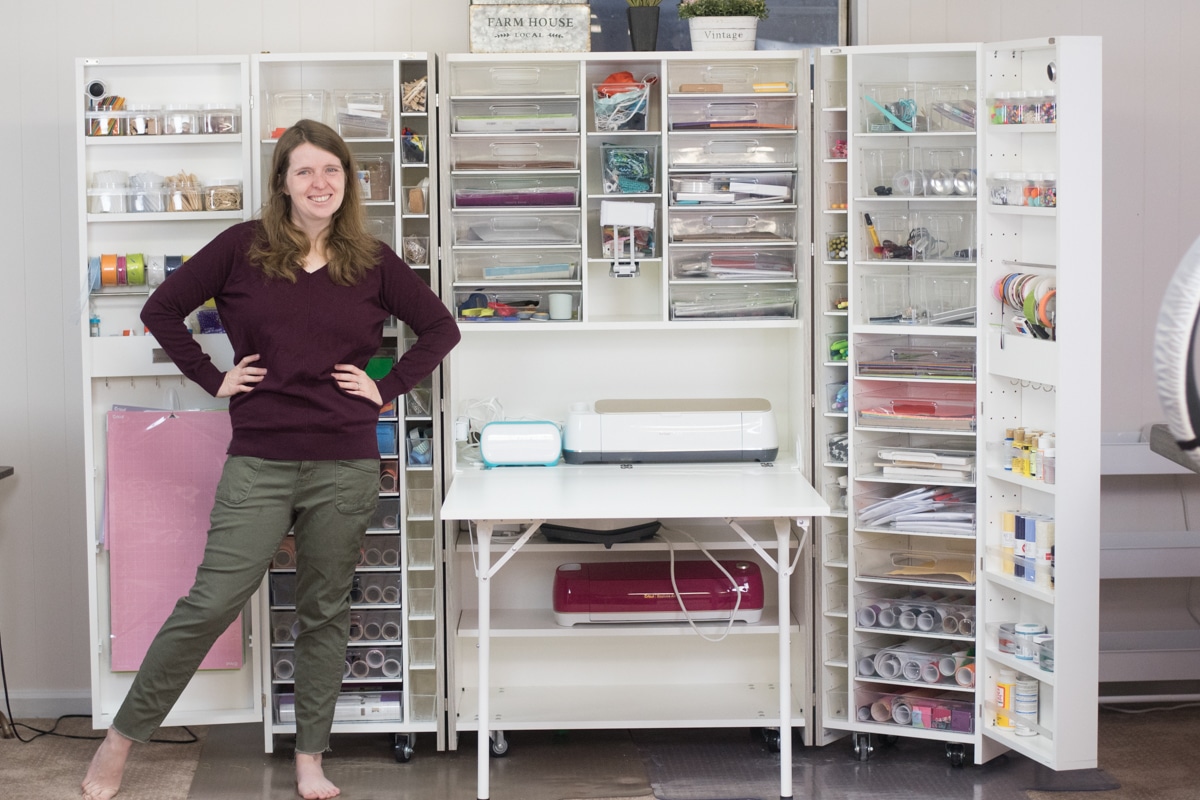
125,253,146,286
100,253,118,287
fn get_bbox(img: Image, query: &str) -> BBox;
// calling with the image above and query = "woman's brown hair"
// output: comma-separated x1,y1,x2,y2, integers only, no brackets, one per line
250,119,380,285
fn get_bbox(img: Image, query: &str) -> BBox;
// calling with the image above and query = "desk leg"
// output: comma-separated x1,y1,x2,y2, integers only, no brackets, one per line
775,516,792,800
477,520,492,800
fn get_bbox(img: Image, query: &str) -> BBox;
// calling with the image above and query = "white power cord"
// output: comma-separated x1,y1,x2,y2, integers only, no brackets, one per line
658,526,745,643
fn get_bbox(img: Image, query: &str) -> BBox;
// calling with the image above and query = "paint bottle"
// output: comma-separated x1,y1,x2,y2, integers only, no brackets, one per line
1013,677,1040,735
1042,437,1056,485
996,667,1017,730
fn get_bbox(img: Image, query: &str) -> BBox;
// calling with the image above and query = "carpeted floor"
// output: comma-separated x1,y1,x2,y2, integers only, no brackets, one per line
0,717,205,800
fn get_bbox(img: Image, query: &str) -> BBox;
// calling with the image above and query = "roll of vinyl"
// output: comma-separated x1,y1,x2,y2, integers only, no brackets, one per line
857,656,877,677
342,660,352,679
942,613,960,634
902,657,924,682
273,624,292,643
891,699,912,725
350,659,371,678
877,607,897,628
365,649,386,669
274,654,294,680
364,621,383,641
916,610,936,632
100,253,118,286
382,586,400,604
856,604,880,628
363,584,384,604
857,705,873,722
382,548,400,567
874,651,902,679
892,169,926,196
290,620,301,640
870,698,893,723
382,514,399,529
382,658,402,678
348,617,364,641
363,548,382,566
938,655,958,678
953,169,976,196
381,621,401,641
928,169,956,196
921,661,942,684
958,616,975,636
272,548,295,569
350,584,364,603
898,609,917,630
955,663,976,687
379,471,397,493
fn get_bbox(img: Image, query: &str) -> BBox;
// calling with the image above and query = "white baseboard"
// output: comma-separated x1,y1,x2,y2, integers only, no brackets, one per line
2,689,93,720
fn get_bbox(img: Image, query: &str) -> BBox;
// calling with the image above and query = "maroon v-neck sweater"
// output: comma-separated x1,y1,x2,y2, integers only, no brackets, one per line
141,221,460,461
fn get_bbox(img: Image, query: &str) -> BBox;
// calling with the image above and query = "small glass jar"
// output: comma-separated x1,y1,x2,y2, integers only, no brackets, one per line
203,178,243,211
1040,172,1058,208
1022,89,1044,124
1006,91,1025,124
129,171,166,213
201,104,241,134
988,171,1012,205
990,91,1009,125
1024,172,1044,207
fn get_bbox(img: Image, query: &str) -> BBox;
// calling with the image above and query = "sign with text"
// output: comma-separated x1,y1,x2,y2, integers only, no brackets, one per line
469,4,592,53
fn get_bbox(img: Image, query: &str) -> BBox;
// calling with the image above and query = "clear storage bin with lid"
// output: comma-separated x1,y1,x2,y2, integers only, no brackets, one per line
165,171,203,212
128,172,165,213
334,90,393,139
126,105,161,135
203,178,243,212
85,110,127,137
267,90,327,138
88,170,129,213
201,104,241,134
162,105,200,135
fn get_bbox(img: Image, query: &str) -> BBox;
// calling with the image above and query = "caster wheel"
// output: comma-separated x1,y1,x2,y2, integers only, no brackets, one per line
763,728,781,753
489,733,509,758
853,732,872,762
946,743,966,767
393,734,413,763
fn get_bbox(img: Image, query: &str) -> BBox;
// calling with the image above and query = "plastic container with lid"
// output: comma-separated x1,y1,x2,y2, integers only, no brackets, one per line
89,170,130,213
1023,172,1044,207
988,171,1012,206
165,172,204,212
129,171,166,213
85,110,127,137
163,105,200,135
1039,172,1058,208
126,105,162,135
1014,622,1047,660
1040,88,1057,124
201,105,241,134
1005,91,1025,124
203,178,243,211
1008,172,1031,206
1021,89,1043,123
995,667,1017,729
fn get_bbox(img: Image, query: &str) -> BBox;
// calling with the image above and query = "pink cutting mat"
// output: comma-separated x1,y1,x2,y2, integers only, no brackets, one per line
106,410,243,671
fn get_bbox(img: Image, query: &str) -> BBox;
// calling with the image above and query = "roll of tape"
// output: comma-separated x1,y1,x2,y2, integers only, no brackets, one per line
100,253,118,286
116,255,127,285
88,256,101,292
125,253,145,285
145,255,166,287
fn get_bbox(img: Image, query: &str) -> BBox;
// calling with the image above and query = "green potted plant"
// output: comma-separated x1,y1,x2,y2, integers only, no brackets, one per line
626,0,662,52
677,0,768,51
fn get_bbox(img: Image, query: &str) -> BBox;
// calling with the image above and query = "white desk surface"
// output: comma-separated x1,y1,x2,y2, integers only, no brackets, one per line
440,462,829,521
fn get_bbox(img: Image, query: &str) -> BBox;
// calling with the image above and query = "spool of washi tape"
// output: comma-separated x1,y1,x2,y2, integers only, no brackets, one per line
100,253,118,286
164,254,183,278
125,253,145,285
145,255,166,287
116,255,127,285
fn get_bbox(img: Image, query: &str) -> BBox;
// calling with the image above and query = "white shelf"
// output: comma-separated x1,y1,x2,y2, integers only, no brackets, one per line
457,606,793,638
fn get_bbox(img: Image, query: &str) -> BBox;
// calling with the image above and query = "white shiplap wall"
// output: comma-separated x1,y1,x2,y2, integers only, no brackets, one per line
0,0,468,716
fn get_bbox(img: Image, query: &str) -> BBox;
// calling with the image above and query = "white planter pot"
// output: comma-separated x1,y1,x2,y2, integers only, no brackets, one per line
688,16,759,51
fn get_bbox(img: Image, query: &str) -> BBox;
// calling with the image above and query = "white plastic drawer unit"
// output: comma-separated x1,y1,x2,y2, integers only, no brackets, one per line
667,61,799,94
448,63,580,97
450,210,581,247
666,135,797,169
668,98,796,131
451,249,580,283
451,99,580,133
449,136,580,171
668,210,798,244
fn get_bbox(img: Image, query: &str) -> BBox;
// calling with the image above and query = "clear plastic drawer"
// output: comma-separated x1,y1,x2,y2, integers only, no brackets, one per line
454,288,581,323
334,90,393,139
852,437,976,484
358,534,401,569
348,610,404,643
667,61,798,94
854,485,976,537
854,337,976,380
669,285,797,321
669,247,796,281
855,636,976,688
451,211,580,247
857,267,976,327
368,498,401,531
450,136,580,170
452,99,579,133
669,98,795,131
449,63,580,97
349,573,402,606
452,175,579,208
861,211,976,262
855,540,977,586
667,135,797,168
669,171,795,205
855,384,977,433
855,587,976,637
854,688,975,732
452,249,581,282
345,646,404,680
668,210,797,244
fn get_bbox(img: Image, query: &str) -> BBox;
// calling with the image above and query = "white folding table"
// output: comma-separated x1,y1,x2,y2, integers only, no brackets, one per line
440,461,829,800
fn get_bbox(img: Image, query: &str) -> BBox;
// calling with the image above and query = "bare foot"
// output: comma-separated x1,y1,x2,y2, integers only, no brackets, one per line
295,752,340,799
82,727,133,800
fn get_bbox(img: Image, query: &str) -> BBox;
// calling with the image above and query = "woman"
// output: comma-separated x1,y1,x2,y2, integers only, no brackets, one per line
83,120,460,800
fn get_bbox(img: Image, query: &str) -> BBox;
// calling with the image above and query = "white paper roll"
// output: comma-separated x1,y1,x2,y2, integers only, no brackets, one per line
382,586,400,604
365,649,386,669
382,658,402,678
363,585,384,604
381,621,401,640
364,622,383,641
274,654,294,680
350,659,371,678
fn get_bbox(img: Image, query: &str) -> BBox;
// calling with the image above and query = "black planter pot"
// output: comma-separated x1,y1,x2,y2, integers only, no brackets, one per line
628,6,660,52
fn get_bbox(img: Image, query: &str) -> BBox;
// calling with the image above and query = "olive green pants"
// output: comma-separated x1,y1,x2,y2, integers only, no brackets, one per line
112,456,379,754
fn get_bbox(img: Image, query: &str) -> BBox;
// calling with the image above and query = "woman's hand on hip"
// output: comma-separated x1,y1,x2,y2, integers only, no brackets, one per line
334,363,382,406
217,354,266,398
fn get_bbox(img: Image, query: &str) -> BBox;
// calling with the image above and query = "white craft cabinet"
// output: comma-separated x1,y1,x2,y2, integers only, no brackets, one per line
812,38,1101,771
435,51,816,750
77,52,448,758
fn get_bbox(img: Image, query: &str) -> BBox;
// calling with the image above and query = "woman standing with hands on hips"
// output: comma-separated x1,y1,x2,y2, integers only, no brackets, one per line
82,119,460,800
